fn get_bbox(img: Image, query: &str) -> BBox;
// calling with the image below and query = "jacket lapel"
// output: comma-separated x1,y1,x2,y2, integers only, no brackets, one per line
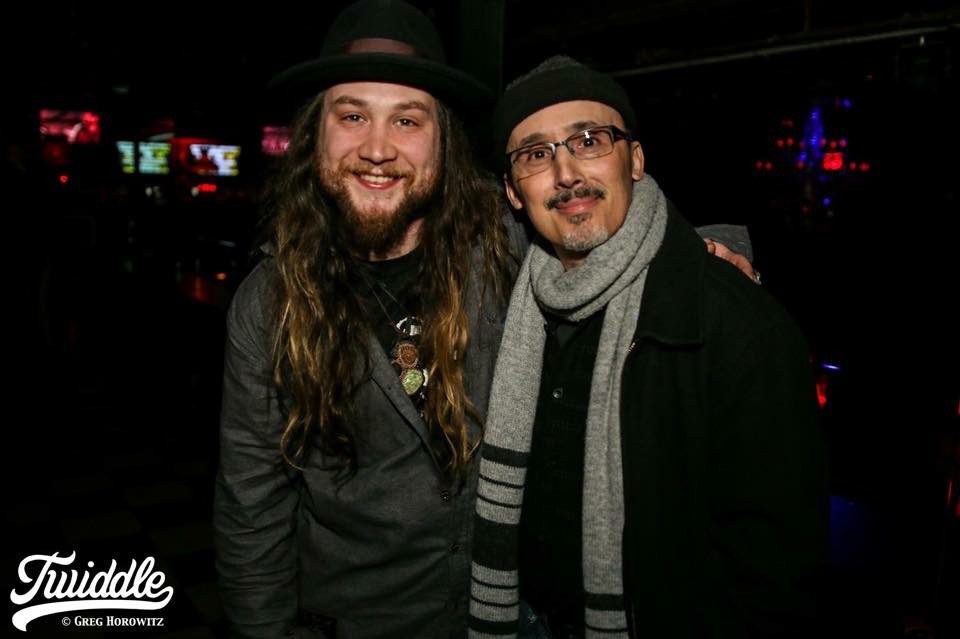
366,332,441,469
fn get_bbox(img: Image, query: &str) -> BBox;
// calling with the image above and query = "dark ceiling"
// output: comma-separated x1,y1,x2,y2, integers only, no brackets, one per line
3,1,957,131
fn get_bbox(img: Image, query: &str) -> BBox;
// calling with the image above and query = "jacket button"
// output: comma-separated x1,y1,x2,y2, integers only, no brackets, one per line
551,387,563,400
450,543,462,553
439,489,451,502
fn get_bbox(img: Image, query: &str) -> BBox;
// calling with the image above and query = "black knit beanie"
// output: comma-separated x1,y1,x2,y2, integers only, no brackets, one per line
492,56,636,171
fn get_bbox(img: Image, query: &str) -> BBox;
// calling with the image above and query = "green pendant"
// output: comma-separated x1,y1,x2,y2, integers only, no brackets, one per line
400,368,426,395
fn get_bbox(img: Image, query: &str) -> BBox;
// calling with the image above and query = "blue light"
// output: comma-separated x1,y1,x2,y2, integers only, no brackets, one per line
804,106,824,162
830,496,883,568
822,363,841,371
822,197,832,206
842,99,852,108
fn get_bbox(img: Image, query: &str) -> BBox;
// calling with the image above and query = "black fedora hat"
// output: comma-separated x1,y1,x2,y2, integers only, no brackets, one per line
268,0,492,109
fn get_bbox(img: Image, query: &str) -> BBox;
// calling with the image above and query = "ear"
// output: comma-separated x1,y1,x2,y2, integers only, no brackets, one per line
503,173,524,211
630,141,645,181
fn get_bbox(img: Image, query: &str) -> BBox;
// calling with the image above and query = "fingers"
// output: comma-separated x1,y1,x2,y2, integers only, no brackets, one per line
707,240,760,284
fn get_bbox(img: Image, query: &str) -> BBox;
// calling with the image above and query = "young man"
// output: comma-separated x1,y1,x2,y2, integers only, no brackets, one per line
470,56,828,638
213,2,522,637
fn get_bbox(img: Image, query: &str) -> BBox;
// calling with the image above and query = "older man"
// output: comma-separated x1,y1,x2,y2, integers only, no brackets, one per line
469,57,828,639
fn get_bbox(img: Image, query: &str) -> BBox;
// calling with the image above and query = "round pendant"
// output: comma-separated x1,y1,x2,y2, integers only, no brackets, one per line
393,341,420,368
400,368,426,396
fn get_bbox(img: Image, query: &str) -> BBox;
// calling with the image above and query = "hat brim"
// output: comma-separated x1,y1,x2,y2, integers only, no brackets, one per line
268,53,493,111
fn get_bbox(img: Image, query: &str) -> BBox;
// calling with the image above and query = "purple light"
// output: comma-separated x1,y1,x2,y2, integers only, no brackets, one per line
842,99,852,108
822,197,832,206
804,106,824,162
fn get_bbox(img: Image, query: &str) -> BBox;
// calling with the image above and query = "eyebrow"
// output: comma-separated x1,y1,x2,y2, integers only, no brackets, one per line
395,100,432,113
514,120,603,149
330,96,432,113
331,95,368,108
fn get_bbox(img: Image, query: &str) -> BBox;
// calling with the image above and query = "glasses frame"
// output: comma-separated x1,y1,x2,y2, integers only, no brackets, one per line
506,125,632,178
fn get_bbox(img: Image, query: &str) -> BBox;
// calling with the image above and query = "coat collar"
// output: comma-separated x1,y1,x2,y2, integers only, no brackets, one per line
632,202,706,346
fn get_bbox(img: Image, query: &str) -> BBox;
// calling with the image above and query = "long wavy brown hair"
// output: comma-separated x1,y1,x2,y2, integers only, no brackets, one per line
261,91,516,479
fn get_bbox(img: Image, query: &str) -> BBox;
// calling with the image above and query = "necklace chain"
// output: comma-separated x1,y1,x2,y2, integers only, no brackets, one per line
362,274,427,399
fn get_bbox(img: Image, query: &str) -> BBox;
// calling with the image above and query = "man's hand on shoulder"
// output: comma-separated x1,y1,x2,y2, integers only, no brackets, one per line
704,238,762,285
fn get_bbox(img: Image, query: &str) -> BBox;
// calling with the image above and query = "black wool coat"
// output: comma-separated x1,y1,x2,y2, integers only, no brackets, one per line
620,207,829,638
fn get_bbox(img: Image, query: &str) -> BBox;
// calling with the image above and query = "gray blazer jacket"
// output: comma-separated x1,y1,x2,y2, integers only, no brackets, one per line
213,215,527,639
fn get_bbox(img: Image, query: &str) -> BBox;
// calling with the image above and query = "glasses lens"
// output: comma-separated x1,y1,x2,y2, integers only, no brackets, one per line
569,128,613,159
512,144,554,176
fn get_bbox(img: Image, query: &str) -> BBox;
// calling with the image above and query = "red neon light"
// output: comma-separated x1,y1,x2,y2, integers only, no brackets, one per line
776,139,784,148
755,160,763,170
796,161,805,169
815,375,828,408
849,162,858,170
180,273,212,305
197,183,218,193
860,162,871,172
819,138,827,147
822,152,844,171
58,174,69,184
839,139,848,148
764,161,773,171
39,109,101,144
829,140,837,149
786,137,794,147
215,272,228,281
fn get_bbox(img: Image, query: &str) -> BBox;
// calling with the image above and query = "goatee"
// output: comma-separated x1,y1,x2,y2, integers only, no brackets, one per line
320,165,439,256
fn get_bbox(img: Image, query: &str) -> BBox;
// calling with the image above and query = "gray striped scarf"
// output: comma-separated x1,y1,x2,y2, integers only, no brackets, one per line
469,176,668,638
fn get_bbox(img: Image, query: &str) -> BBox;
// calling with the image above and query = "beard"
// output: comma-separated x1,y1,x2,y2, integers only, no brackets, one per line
559,219,611,254
545,185,610,254
320,162,440,256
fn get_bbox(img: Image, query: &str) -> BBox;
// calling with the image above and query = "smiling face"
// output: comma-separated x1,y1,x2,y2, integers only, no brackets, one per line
317,81,441,258
504,100,644,269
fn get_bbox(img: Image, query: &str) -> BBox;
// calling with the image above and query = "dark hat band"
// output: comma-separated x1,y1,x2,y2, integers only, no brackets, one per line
268,0,491,110
341,38,420,57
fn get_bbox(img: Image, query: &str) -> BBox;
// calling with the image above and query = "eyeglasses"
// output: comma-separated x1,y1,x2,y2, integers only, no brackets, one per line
506,125,632,179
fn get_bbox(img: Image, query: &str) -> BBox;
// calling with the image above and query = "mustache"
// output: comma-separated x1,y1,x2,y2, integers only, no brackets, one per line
545,186,606,210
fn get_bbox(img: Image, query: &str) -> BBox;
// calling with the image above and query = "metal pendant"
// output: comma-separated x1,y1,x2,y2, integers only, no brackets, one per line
395,315,423,338
392,340,420,369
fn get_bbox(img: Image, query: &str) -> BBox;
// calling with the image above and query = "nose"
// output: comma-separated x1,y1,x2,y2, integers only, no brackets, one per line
552,144,585,190
357,122,398,164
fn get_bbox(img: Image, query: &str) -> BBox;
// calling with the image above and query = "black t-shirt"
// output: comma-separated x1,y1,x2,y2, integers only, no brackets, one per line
357,247,424,358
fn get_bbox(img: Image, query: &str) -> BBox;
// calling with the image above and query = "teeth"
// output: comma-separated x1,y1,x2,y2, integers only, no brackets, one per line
360,174,396,184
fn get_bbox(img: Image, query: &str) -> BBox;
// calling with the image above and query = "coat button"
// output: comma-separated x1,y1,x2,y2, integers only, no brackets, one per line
450,543,462,553
551,387,563,400
440,489,451,502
